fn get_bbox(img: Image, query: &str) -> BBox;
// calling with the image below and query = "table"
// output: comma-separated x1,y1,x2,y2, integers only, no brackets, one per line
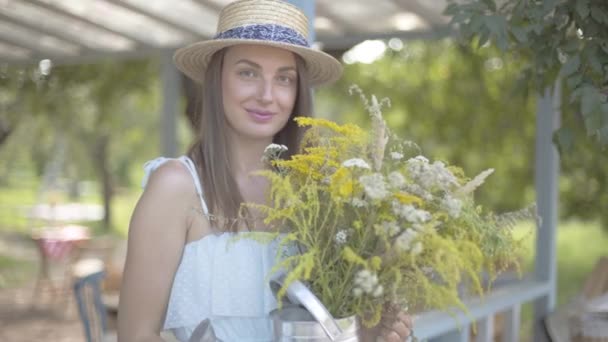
31,224,91,302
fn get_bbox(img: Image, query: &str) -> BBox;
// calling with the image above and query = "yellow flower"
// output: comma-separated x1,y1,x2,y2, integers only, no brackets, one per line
329,167,355,200
394,192,424,206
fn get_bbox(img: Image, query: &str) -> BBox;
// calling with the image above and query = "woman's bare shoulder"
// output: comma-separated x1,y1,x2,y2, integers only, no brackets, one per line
144,159,197,198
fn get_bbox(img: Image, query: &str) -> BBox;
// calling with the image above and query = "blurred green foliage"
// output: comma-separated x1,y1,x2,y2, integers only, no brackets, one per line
0,39,605,234
446,0,608,149
316,40,607,231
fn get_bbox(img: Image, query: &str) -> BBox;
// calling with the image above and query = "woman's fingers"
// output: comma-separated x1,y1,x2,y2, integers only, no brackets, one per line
379,328,403,342
380,311,413,339
397,311,413,330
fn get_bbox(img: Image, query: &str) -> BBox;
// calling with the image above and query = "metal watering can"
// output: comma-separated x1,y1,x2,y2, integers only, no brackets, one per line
269,273,360,341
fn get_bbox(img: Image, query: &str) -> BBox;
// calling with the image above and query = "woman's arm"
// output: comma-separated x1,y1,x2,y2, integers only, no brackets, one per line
117,161,198,342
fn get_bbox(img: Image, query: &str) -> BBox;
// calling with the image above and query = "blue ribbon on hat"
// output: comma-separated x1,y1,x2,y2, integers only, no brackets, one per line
214,23,309,47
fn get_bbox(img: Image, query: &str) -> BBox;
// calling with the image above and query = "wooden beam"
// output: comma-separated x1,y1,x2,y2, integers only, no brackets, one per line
390,0,449,27
192,0,223,13
20,0,153,48
318,25,452,50
0,13,92,52
0,41,31,61
0,33,73,60
315,2,364,35
104,0,209,39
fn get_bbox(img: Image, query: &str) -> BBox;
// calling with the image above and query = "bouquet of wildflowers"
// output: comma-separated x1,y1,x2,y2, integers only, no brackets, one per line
248,86,532,327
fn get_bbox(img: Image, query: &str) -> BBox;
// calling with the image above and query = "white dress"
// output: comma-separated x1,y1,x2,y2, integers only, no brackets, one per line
142,156,281,342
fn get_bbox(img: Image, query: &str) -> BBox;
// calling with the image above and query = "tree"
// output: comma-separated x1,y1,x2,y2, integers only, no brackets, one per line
446,0,608,149
318,41,535,213
317,39,608,230
0,59,157,230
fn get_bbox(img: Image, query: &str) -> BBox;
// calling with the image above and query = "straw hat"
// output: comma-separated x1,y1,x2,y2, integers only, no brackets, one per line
173,0,343,86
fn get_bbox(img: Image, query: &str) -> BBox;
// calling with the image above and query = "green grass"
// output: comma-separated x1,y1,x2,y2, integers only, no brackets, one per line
0,183,140,237
513,220,608,340
514,220,608,305
0,185,39,233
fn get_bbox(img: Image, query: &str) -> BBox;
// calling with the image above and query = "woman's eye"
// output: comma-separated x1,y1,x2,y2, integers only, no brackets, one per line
277,75,295,85
238,70,257,78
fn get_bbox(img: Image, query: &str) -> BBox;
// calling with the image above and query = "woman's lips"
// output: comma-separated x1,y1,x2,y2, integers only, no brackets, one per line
247,109,275,123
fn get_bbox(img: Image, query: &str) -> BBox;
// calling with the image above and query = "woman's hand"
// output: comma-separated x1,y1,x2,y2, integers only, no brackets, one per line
359,305,414,342
377,309,413,342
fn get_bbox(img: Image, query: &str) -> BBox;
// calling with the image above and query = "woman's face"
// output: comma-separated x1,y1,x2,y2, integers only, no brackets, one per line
221,44,298,142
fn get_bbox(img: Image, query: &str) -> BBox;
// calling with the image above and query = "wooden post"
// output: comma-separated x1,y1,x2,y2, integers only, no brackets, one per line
533,81,561,341
160,50,179,157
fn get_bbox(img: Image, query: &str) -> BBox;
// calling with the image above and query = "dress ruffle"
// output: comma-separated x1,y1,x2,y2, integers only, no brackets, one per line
163,233,281,330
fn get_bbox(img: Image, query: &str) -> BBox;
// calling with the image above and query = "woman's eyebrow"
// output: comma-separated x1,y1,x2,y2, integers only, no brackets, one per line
235,59,261,68
234,59,296,72
278,66,297,72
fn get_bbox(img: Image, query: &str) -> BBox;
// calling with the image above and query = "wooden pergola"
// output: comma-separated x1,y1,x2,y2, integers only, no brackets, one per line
0,1,559,341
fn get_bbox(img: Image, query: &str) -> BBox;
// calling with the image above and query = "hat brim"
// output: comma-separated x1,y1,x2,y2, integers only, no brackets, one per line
173,39,343,87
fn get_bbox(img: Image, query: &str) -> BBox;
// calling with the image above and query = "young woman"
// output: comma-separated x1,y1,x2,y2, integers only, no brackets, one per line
117,1,413,341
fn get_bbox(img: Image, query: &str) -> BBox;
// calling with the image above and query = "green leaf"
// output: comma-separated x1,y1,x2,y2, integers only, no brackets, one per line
590,6,608,24
477,28,491,48
560,55,581,76
484,15,506,36
566,74,583,90
588,53,603,74
443,3,459,16
450,12,470,25
469,14,484,32
481,0,497,12
542,0,560,13
553,127,575,154
581,86,602,116
570,86,584,104
510,27,528,43
598,125,608,147
496,31,509,50
600,41,608,55
576,1,590,19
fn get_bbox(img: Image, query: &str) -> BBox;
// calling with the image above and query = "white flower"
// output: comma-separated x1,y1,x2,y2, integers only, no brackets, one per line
412,241,424,255
388,171,406,188
262,144,288,163
264,143,288,154
392,202,431,223
372,285,384,298
390,152,404,160
442,195,462,218
378,221,401,236
334,229,349,245
342,158,371,169
431,161,459,189
406,155,459,191
351,198,368,208
395,228,418,251
359,173,389,200
353,269,383,297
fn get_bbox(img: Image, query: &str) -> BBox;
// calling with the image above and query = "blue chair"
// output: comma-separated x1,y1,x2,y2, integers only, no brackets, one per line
73,259,116,342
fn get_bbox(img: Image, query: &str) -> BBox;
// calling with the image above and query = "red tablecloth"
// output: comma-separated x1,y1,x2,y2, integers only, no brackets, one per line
32,225,90,260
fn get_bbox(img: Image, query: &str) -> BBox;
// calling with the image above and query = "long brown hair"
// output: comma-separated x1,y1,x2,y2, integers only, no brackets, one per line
187,47,312,232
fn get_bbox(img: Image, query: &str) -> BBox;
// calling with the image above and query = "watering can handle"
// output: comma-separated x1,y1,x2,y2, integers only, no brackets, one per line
270,273,343,340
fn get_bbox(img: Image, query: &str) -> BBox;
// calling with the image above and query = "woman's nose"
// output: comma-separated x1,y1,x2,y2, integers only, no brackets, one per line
257,79,273,104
